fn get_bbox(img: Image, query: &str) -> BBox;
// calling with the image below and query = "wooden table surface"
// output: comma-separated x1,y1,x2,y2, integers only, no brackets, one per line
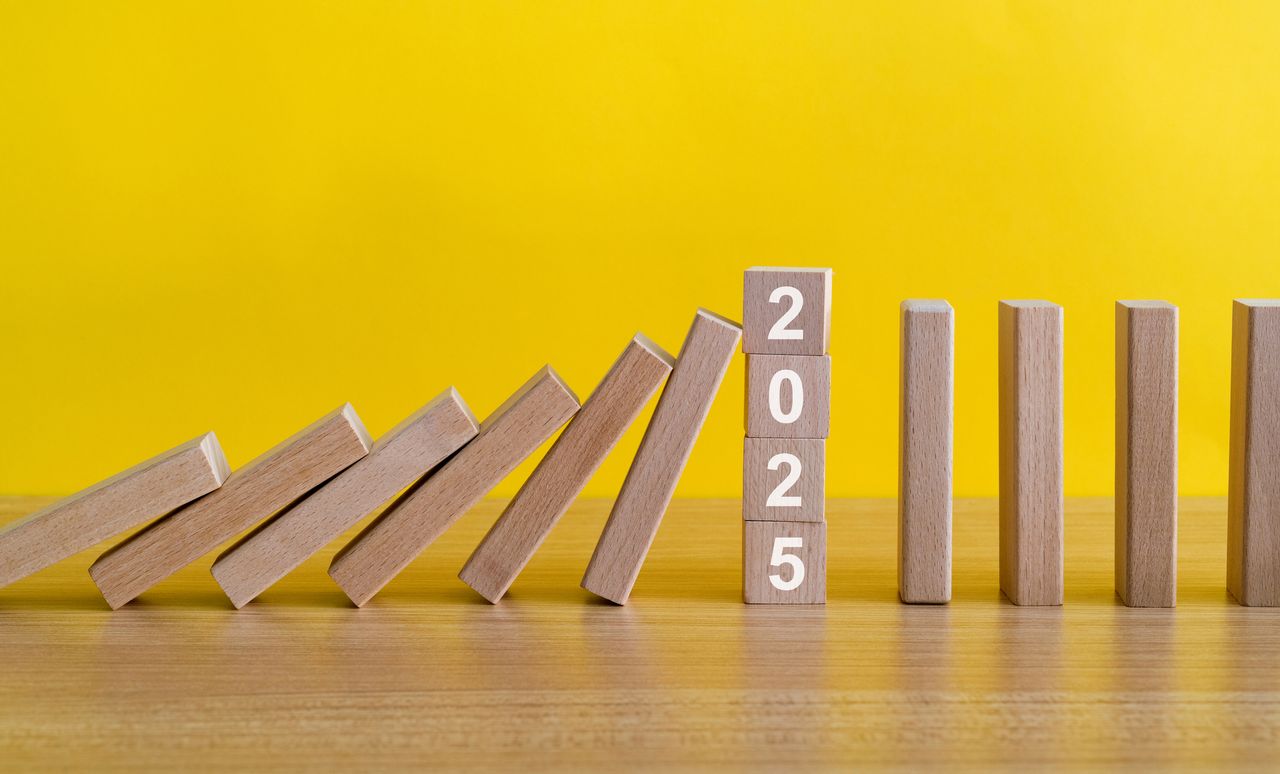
1,496,1277,772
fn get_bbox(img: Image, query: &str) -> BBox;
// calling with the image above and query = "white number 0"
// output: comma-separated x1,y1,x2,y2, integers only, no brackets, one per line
766,453,802,507
768,369,804,424
767,286,804,340
769,537,806,591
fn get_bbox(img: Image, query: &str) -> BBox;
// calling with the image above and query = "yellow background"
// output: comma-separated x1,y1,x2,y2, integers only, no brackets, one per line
2,3,1278,499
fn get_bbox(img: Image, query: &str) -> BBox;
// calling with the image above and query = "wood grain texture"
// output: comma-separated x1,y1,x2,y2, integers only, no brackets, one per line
0,434,228,589
211,389,480,609
329,367,580,607
744,354,831,439
742,519,827,604
1228,299,1280,606
742,437,825,523
1116,301,1179,608
742,266,833,355
459,336,674,603
581,309,741,604
899,299,953,604
998,301,1064,606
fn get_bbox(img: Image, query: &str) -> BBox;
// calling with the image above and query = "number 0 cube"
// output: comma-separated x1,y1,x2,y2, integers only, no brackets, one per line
745,354,831,438
743,267,833,355
743,520,827,604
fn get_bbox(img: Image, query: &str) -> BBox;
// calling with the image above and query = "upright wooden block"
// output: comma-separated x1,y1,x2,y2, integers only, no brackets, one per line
899,299,954,604
89,405,372,609
1116,301,1179,608
459,336,674,602
743,267,832,355
742,437,825,523
998,300,1064,606
581,309,742,604
1229,299,1280,606
744,354,831,439
329,367,580,607
211,389,481,608
742,520,826,604
0,434,229,589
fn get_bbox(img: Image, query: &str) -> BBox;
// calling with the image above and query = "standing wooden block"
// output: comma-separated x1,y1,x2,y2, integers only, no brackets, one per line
899,299,954,604
742,437,825,523
1229,299,1280,606
998,300,1064,606
744,354,831,439
329,367,580,607
581,309,742,604
1116,301,1179,608
459,336,674,603
89,405,372,609
211,389,481,608
742,520,827,604
743,267,833,355
0,434,229,589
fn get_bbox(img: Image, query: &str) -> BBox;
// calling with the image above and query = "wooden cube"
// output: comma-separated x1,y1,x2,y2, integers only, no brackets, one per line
743,438,825,523
743,520,826,604
743,267,832,355
745,354,831,439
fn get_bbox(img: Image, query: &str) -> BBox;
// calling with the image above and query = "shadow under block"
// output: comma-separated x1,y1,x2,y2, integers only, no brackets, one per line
898,300,954,604
744,354,832,439
1116,301,1179,608
742,266,833,355
581,309,742,605
460,337,674,603
1229,299,1280,606
211,389,481,608
998,301,1064,606
0,434,229,589
742,437,825,523
742,520,827,604
88,406,372,609
329,367,580,607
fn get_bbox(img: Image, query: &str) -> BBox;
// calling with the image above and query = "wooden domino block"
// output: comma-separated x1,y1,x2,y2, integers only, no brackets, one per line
1229,299,1280,606
998,301,1064,606
1116,301,1179,608
329,367,580,607
0,434,228,589
899,299,954,604
89,405,372,609
581,309,742,604
743,267,833,355
742,520,826,604
745,354,831,439
459,336,674,602
211,389,481,608
742,437,825,523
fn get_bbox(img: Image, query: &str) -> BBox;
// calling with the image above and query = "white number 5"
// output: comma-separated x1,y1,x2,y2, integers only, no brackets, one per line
766,453,802,507
769,536,806,591
767,286,804,340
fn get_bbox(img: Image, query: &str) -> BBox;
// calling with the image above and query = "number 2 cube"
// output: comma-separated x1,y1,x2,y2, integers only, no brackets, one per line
743,437,825,523
743,520,827,604
743,267,833,355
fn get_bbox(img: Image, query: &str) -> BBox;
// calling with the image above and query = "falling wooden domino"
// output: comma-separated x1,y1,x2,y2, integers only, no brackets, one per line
89,405,372,609
459,336,674,603
1116,301,1179,608
899,299,954,604
1229,299,1280,606
742,520,826,604
744,354,832,439
210,389,480,608
329,367,580,607
0,434,228,589
742,437,825,523
998,300,1064,606
581,309,741,605
743,267,832,355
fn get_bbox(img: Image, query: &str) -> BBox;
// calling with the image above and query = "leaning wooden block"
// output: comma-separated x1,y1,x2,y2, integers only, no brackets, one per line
998,300,1064,606
743,267,833,355
1229,299,1280,606
1116,301,1179,608
211,389,480,608
743,520,826,604
329,367,580,607
581,309,742,604
89,405,372,609
0,434,229,589
743,437,825,523
459,336,674,603
745,354,831,439
899,299,954,604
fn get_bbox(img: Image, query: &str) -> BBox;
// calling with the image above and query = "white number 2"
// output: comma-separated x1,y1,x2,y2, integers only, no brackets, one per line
769,537,806,591
766,453,802,507
767,286,804,340
768,369,804,424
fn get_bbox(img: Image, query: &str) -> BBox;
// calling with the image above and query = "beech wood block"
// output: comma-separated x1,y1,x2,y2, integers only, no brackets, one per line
742,438,825,523
581,309,742,604
998,301,1064,606
459,336,675,603
1229,299,1280,606
742,520,826,604
744,354,831,439
89,405,372,609
899,299,954,604
1116,301,1179,608
211,389,481,608
743,266,833,355
329,367,580,607
0,434,229,589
